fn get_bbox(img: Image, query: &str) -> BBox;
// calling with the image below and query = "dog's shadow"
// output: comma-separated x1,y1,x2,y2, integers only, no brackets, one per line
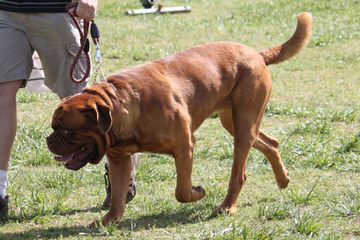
1,206,205,239
6,206,103,222
120,206,205,230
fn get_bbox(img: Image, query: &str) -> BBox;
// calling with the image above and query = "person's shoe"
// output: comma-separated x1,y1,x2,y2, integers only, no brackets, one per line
0,195,9,223
126,178,137,203
101,164,137,209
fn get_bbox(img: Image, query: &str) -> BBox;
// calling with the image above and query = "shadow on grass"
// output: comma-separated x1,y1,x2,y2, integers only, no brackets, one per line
1,207,205,239
7,206,103,222
0,226,98,240
119,207,204,230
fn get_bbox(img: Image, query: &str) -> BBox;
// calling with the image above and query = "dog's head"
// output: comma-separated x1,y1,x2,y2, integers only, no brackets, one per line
46,92,113,170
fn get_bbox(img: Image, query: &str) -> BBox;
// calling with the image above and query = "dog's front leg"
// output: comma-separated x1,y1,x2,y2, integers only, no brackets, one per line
174,145,206,203
101,153,132,226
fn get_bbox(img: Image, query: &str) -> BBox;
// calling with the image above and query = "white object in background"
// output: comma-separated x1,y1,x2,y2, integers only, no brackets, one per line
26,52,51,93
127,5,191,15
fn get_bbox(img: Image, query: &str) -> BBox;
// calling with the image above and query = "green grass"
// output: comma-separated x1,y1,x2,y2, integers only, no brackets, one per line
1,0,360,239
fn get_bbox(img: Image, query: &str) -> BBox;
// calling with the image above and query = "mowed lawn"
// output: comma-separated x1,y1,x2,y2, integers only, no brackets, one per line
1,0,359,239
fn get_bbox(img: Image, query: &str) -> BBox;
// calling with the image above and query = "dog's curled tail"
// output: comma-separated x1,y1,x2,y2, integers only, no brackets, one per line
259,12,312,65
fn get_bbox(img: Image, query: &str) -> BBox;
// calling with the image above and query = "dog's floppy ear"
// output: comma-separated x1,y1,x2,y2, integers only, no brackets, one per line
96,104,113,134
86,101,113,134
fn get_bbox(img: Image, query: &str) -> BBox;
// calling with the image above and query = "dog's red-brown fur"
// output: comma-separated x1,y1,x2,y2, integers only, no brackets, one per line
48,13,312,225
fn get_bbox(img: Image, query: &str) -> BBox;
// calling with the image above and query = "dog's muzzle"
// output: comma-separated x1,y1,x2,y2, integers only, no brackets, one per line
46,131,77,155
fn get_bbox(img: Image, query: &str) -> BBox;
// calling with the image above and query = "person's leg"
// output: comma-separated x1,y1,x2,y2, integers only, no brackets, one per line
102,154,139,208
0,80,24,220
0,81,23,171
0,10,34,221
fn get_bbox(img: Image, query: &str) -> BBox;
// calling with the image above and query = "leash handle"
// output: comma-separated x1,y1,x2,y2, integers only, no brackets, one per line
66,2,91,83
66,2,105,83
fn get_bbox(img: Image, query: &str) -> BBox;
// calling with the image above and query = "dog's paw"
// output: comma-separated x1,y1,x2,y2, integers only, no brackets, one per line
212,204,237,217
191,185,206,201
97,212,122,226
277,177,290,189
277,171,290,189
175,186,206,203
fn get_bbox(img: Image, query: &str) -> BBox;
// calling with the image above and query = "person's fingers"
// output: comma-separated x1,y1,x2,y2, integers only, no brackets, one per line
68,8,77,16
75,4,96,20
82,11,94,21
75,6,85,19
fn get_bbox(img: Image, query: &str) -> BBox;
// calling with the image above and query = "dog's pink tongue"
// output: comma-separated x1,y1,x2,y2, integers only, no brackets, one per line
55,153,75,163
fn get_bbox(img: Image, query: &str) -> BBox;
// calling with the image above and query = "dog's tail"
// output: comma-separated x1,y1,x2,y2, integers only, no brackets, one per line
259,12,312,65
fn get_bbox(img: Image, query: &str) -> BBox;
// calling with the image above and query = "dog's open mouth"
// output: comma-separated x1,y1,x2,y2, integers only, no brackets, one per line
54,143,98,170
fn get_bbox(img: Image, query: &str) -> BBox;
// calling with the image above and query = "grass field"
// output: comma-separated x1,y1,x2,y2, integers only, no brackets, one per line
1,0,360,239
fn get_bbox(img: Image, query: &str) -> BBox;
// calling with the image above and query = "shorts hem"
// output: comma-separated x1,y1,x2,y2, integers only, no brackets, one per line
0,73,29,87
0,73,29,82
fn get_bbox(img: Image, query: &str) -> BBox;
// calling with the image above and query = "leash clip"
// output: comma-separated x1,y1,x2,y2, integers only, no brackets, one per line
95,43,102,63
93,43,106,82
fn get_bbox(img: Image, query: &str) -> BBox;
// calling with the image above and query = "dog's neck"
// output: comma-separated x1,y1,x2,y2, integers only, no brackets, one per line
105,80,140,146
105,81,117,95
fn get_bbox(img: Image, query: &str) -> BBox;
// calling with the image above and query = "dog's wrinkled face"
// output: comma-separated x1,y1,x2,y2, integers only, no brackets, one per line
47,93,113,170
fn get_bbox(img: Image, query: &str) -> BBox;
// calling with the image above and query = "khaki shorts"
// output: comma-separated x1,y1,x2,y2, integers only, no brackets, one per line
0,10,88,98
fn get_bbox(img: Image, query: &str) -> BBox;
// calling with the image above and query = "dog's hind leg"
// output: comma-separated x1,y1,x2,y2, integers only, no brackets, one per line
218,110,248,182
214,68,271,215
219,110,289,189
253,132,290,188
258,131,279,148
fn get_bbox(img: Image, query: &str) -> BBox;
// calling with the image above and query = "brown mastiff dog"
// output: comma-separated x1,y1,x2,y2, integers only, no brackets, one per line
47,13,312,225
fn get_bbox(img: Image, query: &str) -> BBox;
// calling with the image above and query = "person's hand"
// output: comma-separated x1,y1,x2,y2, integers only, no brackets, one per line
71,0,97,21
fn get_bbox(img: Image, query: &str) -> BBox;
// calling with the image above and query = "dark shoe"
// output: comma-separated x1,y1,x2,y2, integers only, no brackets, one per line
101,161,138,209
126,178,137,204
101,171,137,209
0,195,9,223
